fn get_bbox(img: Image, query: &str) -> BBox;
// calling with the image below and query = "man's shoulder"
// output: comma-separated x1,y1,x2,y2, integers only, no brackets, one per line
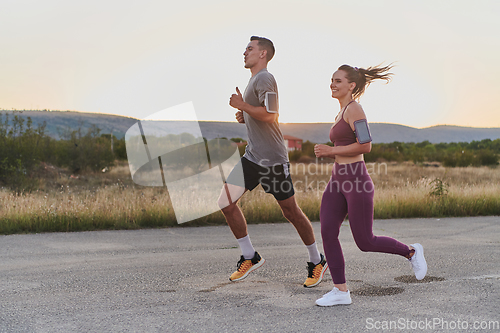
255,68,275,79
253,69,276,86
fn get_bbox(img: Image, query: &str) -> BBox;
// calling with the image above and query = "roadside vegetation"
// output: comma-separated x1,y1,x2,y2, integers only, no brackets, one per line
0,112,499,235
289,139,500,167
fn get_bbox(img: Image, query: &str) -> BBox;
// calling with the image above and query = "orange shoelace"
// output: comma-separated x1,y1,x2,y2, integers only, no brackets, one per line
238,260,252,272
312,264,323,279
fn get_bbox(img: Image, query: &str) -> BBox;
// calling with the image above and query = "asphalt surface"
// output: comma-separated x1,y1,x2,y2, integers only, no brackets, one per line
1,217,499,333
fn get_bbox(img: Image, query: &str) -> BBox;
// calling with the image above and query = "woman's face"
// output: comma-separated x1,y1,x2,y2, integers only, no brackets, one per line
330,70,354,99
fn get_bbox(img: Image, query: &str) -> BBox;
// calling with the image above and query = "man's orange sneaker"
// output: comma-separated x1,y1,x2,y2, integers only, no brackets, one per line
229,252,265,281
304,254,328,288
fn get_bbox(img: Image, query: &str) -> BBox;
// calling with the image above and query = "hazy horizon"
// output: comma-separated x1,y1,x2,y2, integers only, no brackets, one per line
3,108,500,130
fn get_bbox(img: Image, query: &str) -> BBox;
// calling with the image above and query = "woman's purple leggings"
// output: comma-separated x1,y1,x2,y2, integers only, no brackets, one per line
320,161,410,284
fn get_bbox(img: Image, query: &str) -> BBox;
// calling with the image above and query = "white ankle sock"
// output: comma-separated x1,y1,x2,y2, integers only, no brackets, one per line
306,242,321,265
237,235,255,259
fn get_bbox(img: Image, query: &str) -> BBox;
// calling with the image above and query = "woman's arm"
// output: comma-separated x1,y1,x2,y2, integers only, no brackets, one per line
314,102,372,158
314,141,371,158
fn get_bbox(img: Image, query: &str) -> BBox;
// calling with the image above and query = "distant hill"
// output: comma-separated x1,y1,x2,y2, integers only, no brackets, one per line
3,110,500,144
1,110,137,139
279,123,500,144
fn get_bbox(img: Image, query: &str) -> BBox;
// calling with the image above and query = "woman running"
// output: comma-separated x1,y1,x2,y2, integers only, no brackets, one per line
314,64,427,306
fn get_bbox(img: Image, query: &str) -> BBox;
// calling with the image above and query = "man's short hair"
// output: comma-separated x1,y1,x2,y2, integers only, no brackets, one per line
250,36,275,62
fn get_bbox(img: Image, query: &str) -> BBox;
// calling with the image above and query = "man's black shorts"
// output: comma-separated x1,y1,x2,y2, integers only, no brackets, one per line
225,157,294,201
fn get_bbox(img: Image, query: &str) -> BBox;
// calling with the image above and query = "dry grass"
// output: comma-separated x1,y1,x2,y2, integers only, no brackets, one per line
0,161,499,234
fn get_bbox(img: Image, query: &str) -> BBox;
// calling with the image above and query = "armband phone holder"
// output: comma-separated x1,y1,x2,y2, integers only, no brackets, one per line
353,119,372,144
265,92,279,113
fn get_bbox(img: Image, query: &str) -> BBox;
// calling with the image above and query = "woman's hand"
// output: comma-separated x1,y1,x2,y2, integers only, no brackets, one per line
314,144,334,158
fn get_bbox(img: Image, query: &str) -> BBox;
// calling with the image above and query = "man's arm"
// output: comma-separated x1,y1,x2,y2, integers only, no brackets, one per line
229,87,277,124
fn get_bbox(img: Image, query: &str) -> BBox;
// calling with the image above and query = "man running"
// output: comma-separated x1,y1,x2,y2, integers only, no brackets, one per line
218,36,327,288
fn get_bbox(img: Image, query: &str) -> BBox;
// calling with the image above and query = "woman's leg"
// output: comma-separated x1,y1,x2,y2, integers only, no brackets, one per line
346,176,411,257
320,179,349,287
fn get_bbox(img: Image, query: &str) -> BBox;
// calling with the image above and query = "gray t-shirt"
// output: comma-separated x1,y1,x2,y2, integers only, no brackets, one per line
242,68,289,167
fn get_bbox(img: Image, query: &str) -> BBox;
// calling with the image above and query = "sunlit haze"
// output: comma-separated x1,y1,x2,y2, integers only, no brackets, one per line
1,0,499,128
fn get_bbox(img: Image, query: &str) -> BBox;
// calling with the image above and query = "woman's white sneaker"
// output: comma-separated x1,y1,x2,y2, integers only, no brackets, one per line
409,243,427,280
315,287,352,306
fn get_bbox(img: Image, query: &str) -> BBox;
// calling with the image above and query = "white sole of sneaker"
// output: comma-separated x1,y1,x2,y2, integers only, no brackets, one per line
411,243,427,280
230,258,266,282
315,298,352,307
304,262,329,288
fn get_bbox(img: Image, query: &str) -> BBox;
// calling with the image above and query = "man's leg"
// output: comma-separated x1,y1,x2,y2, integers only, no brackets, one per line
277,195,327,287
277,195,316,246
218,183,265,281
218,183,248,239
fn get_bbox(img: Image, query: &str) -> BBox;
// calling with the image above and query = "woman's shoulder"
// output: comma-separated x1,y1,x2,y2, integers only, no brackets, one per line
344,101,366,121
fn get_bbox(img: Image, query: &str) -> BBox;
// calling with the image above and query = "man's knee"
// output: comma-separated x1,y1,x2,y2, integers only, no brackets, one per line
220,200,238,216
217,193,230,211
218,184,246,210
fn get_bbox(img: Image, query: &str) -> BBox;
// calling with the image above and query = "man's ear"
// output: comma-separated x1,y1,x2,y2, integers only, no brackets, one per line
260,49,267,59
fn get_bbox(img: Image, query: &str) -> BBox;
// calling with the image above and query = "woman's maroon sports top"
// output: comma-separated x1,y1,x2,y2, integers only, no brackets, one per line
329,100,356,147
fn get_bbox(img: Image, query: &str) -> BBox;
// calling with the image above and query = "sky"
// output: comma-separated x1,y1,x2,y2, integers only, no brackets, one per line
1,0,499,128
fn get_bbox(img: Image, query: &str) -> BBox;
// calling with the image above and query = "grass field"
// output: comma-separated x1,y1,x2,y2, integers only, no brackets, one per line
0,161,499,234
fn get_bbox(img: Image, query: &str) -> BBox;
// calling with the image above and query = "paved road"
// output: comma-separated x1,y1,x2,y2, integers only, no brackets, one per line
1,217,499,332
